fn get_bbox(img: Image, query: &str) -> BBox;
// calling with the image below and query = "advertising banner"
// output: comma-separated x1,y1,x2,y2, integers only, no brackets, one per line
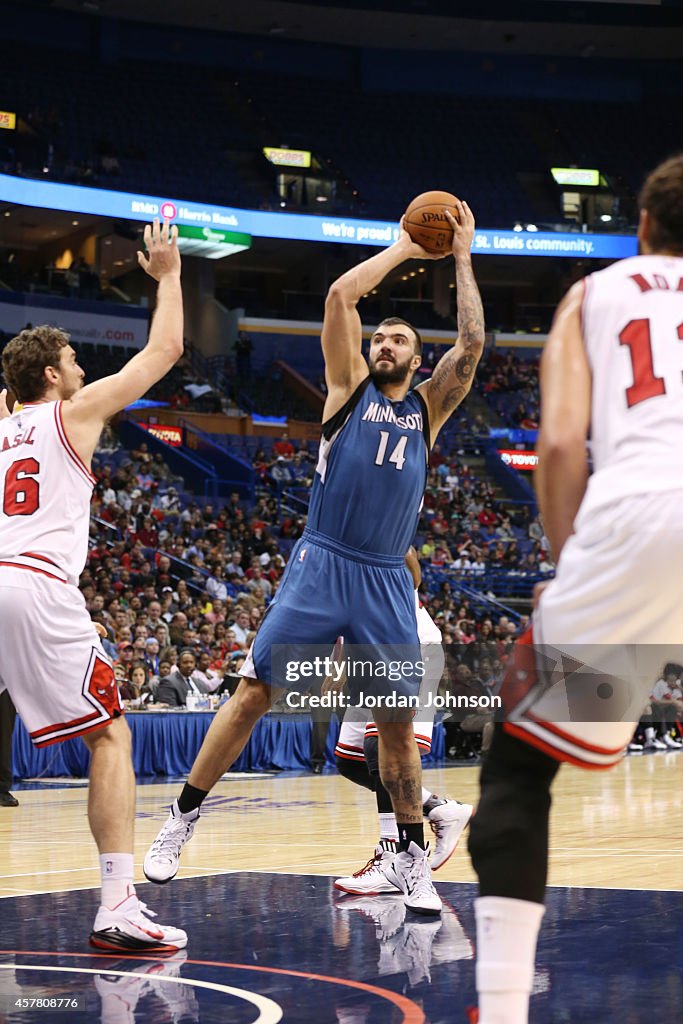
498,449,539,470
0,293,149,348
137,422,183,447
0,174,638,259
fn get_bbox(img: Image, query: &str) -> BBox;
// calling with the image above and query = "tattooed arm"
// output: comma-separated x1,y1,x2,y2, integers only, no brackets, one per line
417,200,485,444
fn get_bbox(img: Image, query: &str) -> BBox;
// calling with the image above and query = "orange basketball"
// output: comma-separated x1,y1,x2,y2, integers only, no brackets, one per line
404,190,459,254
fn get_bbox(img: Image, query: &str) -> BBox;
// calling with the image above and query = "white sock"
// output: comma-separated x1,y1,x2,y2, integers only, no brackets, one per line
645,727,656,741
475,896,545,1024
421,787,432,805
378,812,399,842
99,853,135,908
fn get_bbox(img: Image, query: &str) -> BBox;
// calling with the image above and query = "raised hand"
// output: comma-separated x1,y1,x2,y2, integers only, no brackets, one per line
137,218,181,281
445,199,475,260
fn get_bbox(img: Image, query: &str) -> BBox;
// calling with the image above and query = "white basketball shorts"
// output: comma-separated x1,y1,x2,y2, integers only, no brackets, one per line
0,566,122,747
502,490,683,768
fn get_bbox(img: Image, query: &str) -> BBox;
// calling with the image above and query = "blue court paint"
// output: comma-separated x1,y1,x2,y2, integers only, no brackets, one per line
0,875,680,1022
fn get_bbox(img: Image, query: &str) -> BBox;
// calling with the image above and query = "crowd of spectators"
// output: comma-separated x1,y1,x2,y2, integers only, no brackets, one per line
476,350,541,430
418,445,553,617
88,438,294,709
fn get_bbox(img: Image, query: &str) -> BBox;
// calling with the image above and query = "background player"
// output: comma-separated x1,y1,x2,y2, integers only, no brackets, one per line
334,547,473,895
0,218,187,953
144,199,485,917
468,154,683,1024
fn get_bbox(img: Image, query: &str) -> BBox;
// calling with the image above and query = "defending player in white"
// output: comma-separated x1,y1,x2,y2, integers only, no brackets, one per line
469,154,683,1024
0,219,187,953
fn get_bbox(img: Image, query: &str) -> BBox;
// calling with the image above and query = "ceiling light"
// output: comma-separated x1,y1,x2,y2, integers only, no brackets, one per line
72,220,79,226
600,214,612,223
513,223,523,232
526,223,538,232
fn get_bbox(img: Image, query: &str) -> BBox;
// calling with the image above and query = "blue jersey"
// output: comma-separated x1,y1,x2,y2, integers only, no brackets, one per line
307,377,430,556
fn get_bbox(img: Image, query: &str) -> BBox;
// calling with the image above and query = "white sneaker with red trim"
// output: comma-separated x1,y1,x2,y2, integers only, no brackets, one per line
428,800,473,871
334,845,401,896
90,890,188,953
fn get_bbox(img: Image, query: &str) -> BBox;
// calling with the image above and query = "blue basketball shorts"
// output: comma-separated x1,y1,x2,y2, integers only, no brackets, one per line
241,528,421,701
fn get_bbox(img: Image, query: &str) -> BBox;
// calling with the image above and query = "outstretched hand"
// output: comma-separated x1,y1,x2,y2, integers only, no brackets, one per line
137,218,181,281
445,199,475,259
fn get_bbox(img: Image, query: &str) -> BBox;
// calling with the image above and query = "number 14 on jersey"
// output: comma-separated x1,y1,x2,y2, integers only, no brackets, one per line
374,431,408,471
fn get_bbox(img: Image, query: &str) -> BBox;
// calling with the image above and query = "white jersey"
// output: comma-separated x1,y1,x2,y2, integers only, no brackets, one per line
579,253,683,519
0,401,95,585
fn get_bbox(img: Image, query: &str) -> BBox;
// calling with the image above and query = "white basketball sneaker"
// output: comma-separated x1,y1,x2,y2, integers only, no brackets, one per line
144,801,198,884
334,845,401,896
90,889,188,953
384,842,442,916
428,800,473,871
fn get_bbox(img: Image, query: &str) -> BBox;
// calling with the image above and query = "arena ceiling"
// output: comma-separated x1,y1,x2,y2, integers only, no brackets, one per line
26,0,683,59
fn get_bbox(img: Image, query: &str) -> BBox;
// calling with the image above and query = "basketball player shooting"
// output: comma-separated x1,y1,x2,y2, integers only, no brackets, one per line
468,154,683,1024
0,218,187,953
144,198,485,920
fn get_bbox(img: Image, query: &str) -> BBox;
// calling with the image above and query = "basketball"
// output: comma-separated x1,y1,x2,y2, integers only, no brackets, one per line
404,190,460,254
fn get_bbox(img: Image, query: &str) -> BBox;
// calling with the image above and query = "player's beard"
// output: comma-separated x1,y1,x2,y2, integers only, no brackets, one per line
369,358,413,386
59,378,84,400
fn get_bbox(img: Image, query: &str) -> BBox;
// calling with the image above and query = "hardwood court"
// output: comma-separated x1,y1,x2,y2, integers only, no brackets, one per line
1,754,681,897
0,754,681,1022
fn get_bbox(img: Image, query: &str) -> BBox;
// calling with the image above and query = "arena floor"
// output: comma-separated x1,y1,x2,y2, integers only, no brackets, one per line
0,755,681,1022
